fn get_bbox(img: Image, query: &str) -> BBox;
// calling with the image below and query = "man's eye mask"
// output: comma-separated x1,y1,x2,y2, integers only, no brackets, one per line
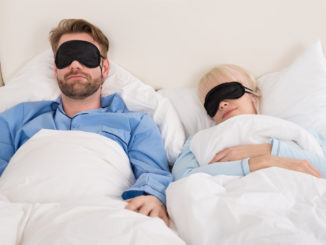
55,40,104,69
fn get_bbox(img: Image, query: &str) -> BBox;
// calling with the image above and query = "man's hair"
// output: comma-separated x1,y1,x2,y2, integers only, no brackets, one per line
49,19,109,58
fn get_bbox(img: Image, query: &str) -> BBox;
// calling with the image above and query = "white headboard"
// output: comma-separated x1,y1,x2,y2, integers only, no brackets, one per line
1,0,326,88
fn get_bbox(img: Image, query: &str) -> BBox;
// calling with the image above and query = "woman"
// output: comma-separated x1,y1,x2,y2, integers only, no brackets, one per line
172,64,326,180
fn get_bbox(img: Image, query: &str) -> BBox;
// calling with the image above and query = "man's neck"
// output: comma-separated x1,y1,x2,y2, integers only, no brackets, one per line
61,93,101,118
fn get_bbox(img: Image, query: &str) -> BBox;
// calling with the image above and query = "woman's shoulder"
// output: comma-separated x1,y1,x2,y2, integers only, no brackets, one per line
306,129,326,142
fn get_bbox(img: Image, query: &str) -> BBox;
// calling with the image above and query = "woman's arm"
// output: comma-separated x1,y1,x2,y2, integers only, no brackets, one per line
172,134,324,180
208,134,325,178
248,154,321,178
172,137,250,180
209,144,271,163
270,133,326,178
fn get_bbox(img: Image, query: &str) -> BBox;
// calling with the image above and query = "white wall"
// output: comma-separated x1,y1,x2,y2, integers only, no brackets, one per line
1,0,326,88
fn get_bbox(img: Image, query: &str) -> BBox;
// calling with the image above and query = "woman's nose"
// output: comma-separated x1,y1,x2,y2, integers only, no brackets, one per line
219,100,229,110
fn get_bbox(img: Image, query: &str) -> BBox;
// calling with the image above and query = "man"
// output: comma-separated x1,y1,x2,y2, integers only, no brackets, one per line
0,19,171,225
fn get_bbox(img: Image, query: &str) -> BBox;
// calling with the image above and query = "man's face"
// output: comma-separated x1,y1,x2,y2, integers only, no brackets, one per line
54,33,108,100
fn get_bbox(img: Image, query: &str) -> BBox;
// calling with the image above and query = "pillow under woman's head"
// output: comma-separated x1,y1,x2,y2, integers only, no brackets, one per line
258,40,326,136
160,41,326,138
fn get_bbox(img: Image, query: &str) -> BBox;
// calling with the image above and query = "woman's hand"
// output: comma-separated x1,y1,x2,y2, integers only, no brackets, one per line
249,155,322,178
209,144,272,163
125,195,169,226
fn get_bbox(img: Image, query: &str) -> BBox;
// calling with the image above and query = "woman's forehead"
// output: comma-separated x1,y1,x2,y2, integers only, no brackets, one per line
208,71,248,90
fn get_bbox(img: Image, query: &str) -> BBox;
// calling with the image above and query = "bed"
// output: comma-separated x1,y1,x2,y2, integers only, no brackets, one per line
2,0,326,244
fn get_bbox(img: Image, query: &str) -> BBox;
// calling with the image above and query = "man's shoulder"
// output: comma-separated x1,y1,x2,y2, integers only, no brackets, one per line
102,93,148,117
17,100,57,110
3,100,58,115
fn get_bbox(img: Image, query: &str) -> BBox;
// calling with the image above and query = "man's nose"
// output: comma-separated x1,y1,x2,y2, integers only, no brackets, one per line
69,60,83,69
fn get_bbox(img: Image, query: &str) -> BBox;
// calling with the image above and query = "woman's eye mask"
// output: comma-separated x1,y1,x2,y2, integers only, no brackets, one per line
55,40,104,69
204,81,254,117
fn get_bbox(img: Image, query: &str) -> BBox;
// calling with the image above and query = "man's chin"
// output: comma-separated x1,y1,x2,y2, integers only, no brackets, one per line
62,91,90,100
62,87,100,100
58,76,102,100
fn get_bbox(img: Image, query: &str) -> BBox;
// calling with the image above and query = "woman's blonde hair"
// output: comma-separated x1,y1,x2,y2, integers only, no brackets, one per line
198,64,261,113
49,19,109,58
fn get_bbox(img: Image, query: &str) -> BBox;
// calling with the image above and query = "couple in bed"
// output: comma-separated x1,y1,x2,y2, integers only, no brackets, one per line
0,18,325,232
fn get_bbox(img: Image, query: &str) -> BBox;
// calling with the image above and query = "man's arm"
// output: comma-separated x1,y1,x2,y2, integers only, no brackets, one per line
122,114,172,225
0,105,23,175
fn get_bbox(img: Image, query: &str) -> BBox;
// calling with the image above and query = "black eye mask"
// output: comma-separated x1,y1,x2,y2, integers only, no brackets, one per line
204,81,254,117
55,40,104,69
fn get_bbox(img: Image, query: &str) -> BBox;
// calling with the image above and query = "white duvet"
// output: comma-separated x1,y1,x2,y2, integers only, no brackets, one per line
167,115,326,245
0,130,184,245
167,168,326,245
190,114,324,166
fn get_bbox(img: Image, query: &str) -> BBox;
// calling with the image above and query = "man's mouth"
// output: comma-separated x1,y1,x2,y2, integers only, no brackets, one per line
65,71,89,80
67,74,86,79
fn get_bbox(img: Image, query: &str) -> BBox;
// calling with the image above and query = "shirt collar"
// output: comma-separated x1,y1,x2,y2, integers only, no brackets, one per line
52,93,128,114
100,93,128,112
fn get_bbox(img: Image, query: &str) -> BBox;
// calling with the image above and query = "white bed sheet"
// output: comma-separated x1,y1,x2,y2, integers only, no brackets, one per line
0,130,185,245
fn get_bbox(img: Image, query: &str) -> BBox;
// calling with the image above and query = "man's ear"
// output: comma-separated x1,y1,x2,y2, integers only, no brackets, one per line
54,63,58,78
101,58,110,81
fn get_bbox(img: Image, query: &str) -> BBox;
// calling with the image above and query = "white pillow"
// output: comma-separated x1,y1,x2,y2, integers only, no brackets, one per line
158,88,215,138
160,41,326,138
0,50,185,165
258,40,326,137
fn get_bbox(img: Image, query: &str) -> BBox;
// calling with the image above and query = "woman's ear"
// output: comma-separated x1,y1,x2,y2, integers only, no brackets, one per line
251,94,258,103
251,94,260,114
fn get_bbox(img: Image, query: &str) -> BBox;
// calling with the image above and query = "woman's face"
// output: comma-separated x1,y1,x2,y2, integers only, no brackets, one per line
207,75,257,124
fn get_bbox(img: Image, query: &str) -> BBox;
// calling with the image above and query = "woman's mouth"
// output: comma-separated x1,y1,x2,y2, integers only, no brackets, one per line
222,108,236,119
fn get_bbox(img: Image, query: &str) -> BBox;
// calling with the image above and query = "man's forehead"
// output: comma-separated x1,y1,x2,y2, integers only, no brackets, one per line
58,33,100,51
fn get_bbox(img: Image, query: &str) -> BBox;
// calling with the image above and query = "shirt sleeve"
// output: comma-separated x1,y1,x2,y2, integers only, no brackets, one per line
0,105,23,175
270,130,326,178
172,137,250,181
121,114,172,205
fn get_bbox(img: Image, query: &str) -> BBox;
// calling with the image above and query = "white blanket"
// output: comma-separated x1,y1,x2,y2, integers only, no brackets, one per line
190,114,324,166
167,115,326,244
167,168,326,245
0,130,184,245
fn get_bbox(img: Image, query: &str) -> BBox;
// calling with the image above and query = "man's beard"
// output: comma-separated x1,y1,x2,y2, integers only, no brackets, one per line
57,71,102,99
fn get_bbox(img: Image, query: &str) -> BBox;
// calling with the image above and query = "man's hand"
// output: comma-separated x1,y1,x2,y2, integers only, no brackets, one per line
209,144,272,164
125,195,169,226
